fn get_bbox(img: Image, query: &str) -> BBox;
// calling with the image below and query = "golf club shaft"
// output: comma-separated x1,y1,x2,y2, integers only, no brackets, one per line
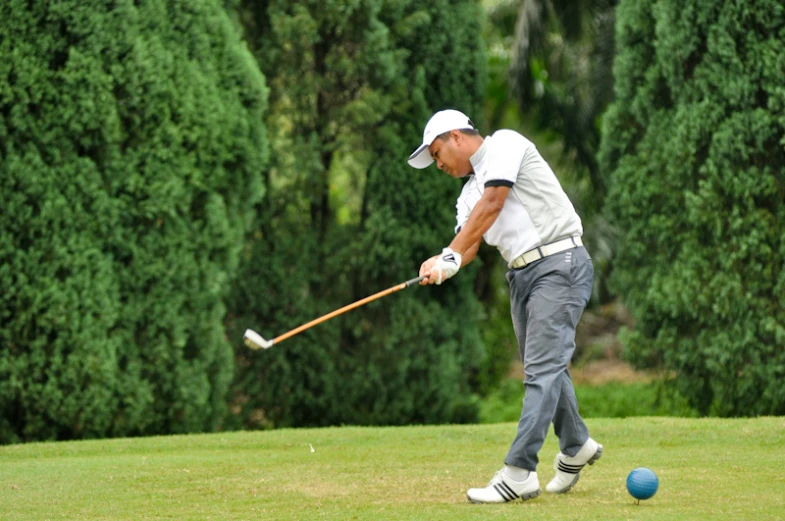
271,275,426,344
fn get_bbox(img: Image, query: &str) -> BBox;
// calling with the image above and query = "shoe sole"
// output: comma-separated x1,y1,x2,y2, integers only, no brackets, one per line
467,488,542,504
587,445,603,466
552,445,603,495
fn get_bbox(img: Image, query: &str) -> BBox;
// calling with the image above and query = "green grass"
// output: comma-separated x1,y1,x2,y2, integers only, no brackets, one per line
2,418,784,520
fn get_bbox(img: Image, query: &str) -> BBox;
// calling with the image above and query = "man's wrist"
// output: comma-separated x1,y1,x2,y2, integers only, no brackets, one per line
446,241,466,257
432,247,462,285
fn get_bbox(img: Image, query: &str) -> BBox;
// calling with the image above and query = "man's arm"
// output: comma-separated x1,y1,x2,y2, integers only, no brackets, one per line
418,238,480,284
419,185,508,285
448,185,510,256
461,238,481,266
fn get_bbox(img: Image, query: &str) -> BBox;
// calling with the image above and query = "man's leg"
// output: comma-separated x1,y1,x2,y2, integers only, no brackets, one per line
543,247,603,493
552,372,589,455
465,248,595,504
551,247,594,454
466,265,545,504
504,250,588,470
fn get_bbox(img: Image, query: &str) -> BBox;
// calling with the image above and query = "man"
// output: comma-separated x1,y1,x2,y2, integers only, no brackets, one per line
408,109,602,504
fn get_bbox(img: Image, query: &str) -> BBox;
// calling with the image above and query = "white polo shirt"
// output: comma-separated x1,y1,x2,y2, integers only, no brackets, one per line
455,130,583,267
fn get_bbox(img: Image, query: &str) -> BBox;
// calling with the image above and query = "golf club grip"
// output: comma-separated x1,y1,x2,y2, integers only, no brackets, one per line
405,275,427,286
273,275,426,344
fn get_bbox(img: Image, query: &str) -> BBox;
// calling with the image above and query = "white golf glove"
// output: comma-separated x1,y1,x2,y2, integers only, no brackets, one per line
431,247,462,285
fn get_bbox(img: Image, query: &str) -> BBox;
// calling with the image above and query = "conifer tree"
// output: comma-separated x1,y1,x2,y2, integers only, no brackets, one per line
0,0,268,441
600,0,785,415
228,0,487,427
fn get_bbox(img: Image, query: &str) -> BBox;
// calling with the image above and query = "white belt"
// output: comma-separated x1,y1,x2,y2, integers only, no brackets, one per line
510,236,583,269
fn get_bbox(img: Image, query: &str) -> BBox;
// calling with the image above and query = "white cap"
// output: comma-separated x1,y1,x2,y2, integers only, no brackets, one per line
407,109,475,169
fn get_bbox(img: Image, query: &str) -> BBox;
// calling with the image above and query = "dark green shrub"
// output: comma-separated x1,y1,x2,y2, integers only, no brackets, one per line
480,378,696,423
600,0,785,416
0,0,267,442
227,0,487,427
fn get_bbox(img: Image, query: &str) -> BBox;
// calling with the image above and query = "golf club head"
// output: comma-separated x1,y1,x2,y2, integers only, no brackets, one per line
244,329,273,350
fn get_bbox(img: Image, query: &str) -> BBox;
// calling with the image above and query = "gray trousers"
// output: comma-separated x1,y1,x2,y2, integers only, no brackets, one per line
504,246,593,471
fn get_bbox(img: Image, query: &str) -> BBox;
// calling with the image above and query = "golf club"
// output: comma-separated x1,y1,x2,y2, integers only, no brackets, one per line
244,275,426,350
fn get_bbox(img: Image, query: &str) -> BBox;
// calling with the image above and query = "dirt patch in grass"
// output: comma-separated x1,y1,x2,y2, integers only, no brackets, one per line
570,358,654,385
506,301,652,386
507,358,653,386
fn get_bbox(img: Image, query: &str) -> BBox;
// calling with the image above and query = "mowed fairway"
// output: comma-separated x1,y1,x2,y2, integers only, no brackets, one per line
1,417,783,520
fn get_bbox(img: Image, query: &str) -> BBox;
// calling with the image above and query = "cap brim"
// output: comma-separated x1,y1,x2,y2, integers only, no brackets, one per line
407,143,434,169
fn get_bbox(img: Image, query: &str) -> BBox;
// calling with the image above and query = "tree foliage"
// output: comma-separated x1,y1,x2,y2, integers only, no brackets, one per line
600,0,785,416
227,0,487,428
487,0,617,206
483,0,618,307
0,0,268,442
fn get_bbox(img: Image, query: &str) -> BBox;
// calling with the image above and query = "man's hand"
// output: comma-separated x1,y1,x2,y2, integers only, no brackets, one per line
419,248,463,285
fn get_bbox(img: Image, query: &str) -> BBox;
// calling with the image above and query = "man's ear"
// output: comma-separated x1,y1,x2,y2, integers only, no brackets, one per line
450,129,463,144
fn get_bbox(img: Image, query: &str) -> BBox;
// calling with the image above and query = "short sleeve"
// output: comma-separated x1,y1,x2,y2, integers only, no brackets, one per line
482,130,530,186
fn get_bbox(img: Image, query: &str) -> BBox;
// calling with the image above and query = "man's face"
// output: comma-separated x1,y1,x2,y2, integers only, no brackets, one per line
428,131,471,178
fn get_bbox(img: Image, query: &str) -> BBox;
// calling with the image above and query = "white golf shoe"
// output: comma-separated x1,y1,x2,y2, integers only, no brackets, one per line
545,438,603,494
466,468,542,504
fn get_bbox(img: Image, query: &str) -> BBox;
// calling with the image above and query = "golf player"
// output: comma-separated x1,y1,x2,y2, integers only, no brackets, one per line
409,109,602,504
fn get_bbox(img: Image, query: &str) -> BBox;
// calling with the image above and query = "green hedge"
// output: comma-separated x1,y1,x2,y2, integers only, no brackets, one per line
0,0,268,442
600,0,785,416
480,379,697,423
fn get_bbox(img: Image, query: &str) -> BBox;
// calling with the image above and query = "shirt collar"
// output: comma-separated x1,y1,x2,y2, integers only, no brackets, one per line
469,135,490,174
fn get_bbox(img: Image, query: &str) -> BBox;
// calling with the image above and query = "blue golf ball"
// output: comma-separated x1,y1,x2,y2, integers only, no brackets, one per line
626,467,658,500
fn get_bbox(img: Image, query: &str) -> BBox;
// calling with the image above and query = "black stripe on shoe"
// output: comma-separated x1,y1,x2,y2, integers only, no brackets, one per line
499,481,520,500
558,461,585,474
493,484,512,501
493,482,518,502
